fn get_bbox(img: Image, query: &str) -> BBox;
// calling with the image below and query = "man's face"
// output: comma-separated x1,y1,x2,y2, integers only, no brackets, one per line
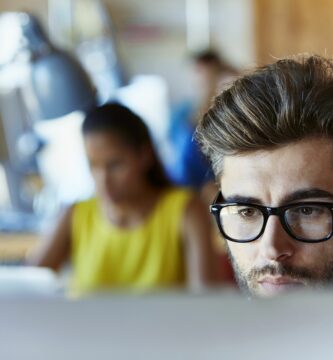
220,137,333,297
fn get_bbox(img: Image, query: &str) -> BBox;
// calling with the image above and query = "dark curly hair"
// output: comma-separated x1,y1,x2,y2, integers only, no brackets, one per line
83,102,170,188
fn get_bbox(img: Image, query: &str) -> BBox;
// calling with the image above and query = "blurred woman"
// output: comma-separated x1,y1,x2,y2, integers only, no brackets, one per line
27,103,215,295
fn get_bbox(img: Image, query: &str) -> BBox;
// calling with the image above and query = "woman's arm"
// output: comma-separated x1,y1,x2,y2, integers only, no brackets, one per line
26,206,73,272
181,194,217,290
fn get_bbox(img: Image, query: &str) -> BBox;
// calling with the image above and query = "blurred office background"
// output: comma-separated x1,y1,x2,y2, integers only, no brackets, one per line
0,0,332,294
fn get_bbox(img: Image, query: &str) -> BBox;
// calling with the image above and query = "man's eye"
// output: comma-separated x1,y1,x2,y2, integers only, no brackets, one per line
300,206,325,216
238,207,259,217
290,206,324,217
300,207,313,215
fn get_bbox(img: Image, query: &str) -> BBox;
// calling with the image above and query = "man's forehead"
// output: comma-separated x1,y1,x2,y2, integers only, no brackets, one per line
219,137,333,205
221,137,333,174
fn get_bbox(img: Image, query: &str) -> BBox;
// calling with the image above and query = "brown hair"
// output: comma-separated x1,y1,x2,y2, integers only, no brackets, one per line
195,55,333,177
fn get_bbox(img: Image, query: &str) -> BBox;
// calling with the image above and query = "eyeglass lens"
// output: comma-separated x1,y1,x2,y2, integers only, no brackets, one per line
220,205,264,240
285,205,332,240
219,204,333,241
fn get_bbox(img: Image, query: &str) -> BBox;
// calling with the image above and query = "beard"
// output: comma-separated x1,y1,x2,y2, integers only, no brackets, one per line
225,244,333,297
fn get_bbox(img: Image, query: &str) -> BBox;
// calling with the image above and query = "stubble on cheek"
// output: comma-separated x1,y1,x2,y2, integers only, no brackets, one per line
225,242,333,296
224,243,254,295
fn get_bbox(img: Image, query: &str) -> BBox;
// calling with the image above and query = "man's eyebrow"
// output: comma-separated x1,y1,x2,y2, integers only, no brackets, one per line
222,188,333,205
282,188,333,203
223,194,263,204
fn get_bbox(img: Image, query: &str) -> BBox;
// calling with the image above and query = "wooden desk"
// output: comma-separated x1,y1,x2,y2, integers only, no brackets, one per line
0,233,39,263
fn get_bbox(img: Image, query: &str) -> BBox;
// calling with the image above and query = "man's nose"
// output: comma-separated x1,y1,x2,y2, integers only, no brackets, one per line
258,216,295,262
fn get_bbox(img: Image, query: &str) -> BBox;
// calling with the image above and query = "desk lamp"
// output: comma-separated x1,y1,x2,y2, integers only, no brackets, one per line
21,13,96,120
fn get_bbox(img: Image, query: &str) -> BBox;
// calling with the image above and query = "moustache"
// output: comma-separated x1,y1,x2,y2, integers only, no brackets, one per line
247,263,315,282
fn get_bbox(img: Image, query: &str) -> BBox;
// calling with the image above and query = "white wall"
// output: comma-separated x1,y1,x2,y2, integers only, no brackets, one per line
107,0,256,103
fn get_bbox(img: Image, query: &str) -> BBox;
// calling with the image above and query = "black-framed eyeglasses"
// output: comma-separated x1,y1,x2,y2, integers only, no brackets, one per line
210,191,333,243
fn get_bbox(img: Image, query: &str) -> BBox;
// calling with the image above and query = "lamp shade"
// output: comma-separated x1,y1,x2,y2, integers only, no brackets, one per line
19,13,96,120
29,49,96,120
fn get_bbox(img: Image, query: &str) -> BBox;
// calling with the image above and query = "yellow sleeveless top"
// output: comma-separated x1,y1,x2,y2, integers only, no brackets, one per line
71,187,193,294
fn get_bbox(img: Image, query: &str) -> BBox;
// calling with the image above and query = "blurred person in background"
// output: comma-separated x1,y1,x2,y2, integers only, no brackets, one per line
167,49,238,199
166,50,238,285
27,103,215,295
193,49,238,121
196,54,333,297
